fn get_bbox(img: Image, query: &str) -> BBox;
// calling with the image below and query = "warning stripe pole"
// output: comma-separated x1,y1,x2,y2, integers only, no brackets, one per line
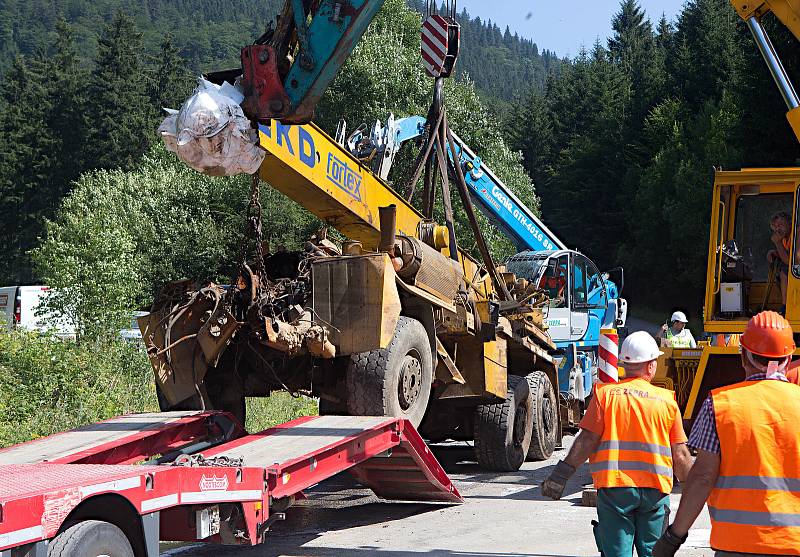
598,328,619,383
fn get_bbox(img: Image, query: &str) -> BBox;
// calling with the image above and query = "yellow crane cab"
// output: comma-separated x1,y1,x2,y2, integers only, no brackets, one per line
655,167,800,424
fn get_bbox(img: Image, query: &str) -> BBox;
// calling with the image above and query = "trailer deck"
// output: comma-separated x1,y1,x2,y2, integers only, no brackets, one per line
0,412,461,556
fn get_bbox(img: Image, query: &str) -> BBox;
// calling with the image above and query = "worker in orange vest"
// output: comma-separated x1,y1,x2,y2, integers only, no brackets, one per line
654,311,800,557
542,331,693,557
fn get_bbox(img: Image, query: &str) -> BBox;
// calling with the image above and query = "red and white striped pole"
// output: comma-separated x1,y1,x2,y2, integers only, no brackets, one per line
598,328,619,383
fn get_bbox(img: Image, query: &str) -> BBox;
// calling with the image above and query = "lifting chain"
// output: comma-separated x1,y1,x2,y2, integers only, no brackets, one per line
230,173,267,303
171,453,245,468
246,173,266,277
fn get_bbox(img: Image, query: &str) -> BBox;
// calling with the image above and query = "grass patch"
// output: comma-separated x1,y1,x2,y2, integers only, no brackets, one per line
0,331,158,447
246,393,319,433
0,330,320,448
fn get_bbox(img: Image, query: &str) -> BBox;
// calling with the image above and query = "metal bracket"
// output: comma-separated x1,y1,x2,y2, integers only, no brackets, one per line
257,512,286,539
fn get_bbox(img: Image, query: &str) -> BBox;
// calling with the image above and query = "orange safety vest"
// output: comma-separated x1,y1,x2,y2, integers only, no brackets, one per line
589,378,678,494
714,334,740,347
709,380,800,555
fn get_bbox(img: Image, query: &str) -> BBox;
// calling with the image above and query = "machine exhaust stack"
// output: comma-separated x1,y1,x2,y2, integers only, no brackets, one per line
378,205,398,255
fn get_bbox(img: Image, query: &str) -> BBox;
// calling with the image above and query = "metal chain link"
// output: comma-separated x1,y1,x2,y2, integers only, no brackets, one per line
247,173,266,276
171,453,244,468
230,174,267,303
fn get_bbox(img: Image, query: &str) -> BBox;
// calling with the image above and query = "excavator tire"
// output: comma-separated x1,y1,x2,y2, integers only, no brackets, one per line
474,375,533,471
526,371,559,460
346,316,433,428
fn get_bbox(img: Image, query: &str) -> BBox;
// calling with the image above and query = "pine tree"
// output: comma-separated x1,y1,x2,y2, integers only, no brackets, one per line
149,35,193,111
47,19,86,200
513,89,552,189
0,54,56,283
82,12,153,171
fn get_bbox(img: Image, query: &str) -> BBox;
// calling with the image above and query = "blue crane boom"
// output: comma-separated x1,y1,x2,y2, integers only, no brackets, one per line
449,130,567,253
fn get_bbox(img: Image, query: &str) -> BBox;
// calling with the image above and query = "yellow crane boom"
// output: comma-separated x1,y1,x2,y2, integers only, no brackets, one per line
730,0,800,141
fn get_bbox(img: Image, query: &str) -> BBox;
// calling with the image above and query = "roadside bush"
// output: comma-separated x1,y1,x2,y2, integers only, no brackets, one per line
0,330,156,447
0,330,321,447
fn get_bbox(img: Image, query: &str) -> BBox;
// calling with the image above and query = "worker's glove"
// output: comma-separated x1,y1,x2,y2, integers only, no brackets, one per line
541,460,576,500
653,526,688,557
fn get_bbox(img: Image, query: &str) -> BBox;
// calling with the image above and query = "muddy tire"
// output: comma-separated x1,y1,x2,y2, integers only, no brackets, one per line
526,371,559,460
346,316,433,428
49,520,134,557
474,375,533,471
318,397,347,416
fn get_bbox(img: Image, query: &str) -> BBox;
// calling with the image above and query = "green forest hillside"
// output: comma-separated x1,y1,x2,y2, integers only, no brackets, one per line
507,0,800,311
2,0,800,317
0,0,282,73
0,0,560,104
406,1,563,102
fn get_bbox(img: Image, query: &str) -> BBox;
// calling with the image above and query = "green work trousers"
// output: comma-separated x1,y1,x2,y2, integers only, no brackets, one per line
595,487,670,557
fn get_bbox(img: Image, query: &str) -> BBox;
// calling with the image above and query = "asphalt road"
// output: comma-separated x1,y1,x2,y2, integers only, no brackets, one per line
162,437,713,557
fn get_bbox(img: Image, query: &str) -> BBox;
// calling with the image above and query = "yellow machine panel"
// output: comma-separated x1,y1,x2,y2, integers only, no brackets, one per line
311,253,401,354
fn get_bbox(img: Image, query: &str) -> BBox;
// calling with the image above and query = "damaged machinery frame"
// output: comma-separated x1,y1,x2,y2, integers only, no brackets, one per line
141,1,564,471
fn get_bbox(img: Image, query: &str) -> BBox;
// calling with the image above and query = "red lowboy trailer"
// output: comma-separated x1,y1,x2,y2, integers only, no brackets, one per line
0,412,461,556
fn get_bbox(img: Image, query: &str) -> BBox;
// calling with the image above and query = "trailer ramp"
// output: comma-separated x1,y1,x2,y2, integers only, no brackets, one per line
0,413,461,554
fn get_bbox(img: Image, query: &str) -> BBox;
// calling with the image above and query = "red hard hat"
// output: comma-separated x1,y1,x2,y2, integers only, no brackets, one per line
740,311,796,358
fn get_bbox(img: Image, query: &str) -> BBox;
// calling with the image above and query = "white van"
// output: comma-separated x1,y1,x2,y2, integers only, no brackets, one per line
0,286,75,338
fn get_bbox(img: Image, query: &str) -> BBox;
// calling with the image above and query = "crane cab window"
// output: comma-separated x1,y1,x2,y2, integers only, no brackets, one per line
584,257,607,308
794,192,800,278
539,256,569,308
572,256,588,306
734,193,793,282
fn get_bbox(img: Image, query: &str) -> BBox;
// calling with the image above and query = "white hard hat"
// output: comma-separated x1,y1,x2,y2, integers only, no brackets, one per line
670,311,688,323
620,331,664,364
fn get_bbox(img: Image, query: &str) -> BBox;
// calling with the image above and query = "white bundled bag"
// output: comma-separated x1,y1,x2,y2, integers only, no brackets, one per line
158,78,265,176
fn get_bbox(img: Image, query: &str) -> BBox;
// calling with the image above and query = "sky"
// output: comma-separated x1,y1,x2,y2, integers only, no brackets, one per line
456,1,683,58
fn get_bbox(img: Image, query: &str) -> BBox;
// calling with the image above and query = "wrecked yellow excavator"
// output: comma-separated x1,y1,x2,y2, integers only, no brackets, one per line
140,1,568,472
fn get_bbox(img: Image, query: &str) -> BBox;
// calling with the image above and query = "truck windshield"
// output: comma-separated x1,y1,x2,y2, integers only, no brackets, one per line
505,255,550,282
734,193,793,282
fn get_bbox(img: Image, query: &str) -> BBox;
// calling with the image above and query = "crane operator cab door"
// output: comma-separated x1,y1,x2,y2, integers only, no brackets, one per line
704,169,800,332
537,252,607,343
682,169,800,425
539,254,572,341
569,254,590,342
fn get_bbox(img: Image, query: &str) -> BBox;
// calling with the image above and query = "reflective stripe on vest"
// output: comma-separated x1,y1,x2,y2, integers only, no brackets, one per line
588,378,678,493
709,380,800,555
590,459,673,478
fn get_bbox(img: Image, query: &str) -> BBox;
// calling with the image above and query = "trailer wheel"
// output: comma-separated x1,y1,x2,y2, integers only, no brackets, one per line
474,375,533,471
49,520,134,557
526,371,558,461
346,316,433,428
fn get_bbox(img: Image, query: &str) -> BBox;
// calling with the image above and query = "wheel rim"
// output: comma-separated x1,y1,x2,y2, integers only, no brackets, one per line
542,391,554,438
398,352,423,411
513,402,528,448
